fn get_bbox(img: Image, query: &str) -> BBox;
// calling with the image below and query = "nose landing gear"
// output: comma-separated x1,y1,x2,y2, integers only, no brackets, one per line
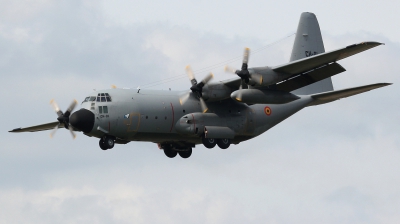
99,136,115,150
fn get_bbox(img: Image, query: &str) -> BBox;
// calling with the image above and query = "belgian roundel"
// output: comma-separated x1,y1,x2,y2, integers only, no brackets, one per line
264,106,272,116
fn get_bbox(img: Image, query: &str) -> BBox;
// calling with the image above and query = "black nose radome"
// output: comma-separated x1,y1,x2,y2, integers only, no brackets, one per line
70,109,95,133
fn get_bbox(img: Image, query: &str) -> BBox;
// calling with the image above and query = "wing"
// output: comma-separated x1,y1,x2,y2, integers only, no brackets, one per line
272,41,382,75
308,83,392,106
220,77,243,89
9,121,63,133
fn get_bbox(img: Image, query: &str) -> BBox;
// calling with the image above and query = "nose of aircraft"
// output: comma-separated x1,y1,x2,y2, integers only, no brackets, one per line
69,109,95,133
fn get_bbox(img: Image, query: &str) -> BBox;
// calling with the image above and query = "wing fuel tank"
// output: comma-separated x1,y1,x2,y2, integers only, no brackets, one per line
231,89,300,104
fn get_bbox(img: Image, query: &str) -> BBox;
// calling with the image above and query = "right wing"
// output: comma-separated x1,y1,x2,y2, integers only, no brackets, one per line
9,121,63,133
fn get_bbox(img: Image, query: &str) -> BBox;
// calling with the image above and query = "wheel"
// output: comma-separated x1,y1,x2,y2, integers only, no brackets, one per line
99,139,108,150
217,138,231,149
179,148,192,158
202,135,216,149
163,147,177,158
104,136,115,149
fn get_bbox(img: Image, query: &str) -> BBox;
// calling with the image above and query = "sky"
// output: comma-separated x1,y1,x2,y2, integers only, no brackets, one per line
0,0,399,223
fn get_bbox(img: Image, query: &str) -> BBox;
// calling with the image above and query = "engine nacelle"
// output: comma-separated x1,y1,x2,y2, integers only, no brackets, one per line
231,89,300,104
248,66,292,86
202,83,232,102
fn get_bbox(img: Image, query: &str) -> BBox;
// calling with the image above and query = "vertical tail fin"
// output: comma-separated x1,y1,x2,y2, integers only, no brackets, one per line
290,12,334,95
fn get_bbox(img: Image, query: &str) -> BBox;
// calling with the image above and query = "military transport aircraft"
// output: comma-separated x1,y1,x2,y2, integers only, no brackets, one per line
9,12,391,159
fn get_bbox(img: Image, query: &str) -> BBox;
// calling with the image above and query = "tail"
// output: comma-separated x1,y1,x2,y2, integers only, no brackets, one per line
290,12,334,95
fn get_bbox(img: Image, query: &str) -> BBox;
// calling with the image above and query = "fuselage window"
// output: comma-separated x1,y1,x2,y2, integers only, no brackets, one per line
98,106,108,114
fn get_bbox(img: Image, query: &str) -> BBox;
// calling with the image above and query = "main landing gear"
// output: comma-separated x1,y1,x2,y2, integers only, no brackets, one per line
163,146,192,159
99,136,115,150
202,135,231,149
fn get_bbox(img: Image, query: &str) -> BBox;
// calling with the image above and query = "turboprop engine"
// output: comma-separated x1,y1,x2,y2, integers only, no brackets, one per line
231,89,300,104
224,48,293,87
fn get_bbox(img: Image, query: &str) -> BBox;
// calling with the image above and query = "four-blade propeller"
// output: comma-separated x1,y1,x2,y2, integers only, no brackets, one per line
224,47,263,101
179,65,213,113
49,99,77,139
224,48,252,83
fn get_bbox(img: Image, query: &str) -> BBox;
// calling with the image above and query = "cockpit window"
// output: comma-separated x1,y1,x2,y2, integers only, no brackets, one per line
95,93,112,102
89,96,96,101
83,97,90,103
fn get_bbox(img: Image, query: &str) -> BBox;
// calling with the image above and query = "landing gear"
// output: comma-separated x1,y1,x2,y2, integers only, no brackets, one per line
104,136,115,149
99,136,115,150
178,148,192,159
163,147,178,158
202,135,216,149
217,138,231,149
99,139,108,150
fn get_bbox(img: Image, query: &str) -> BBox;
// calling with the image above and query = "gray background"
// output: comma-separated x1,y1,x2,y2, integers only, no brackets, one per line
1,0,399,223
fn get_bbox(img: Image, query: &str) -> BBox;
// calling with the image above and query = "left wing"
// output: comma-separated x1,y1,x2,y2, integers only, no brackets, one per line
9,121,63,133
272,41,382,75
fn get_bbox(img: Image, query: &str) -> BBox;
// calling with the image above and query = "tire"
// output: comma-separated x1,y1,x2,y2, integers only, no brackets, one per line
99,139,108,150
104,136,115,149
217,138,231,149
163,147,177,158
179,148,192,159
202,135,216,149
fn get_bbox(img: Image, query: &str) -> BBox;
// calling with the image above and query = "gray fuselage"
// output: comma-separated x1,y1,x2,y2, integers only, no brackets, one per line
80,88,312,146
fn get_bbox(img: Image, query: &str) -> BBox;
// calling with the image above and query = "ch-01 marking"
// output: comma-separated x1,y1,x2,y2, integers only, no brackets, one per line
305,51,318,57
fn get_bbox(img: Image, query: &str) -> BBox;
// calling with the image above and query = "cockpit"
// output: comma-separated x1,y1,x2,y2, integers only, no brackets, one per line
82,93,112,103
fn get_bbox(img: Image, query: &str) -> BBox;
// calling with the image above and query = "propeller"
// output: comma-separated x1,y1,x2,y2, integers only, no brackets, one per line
49,99,77,139
224,47,263,87
179,65,214,113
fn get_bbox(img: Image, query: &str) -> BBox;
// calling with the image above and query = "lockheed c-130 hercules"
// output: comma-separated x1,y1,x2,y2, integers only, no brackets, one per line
9,12,391,159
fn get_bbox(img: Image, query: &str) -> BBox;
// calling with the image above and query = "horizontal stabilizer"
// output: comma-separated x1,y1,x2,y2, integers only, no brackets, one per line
308,83,392,106
273,42,383,75
9,121,63,132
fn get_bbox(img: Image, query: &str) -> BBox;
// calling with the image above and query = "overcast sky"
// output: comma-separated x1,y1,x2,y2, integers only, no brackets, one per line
1,0,399,223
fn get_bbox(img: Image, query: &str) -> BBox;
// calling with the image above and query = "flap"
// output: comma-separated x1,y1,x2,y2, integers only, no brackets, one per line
272,42,383,75
9,121,63,133
308,83,392,106
269,62,345,92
